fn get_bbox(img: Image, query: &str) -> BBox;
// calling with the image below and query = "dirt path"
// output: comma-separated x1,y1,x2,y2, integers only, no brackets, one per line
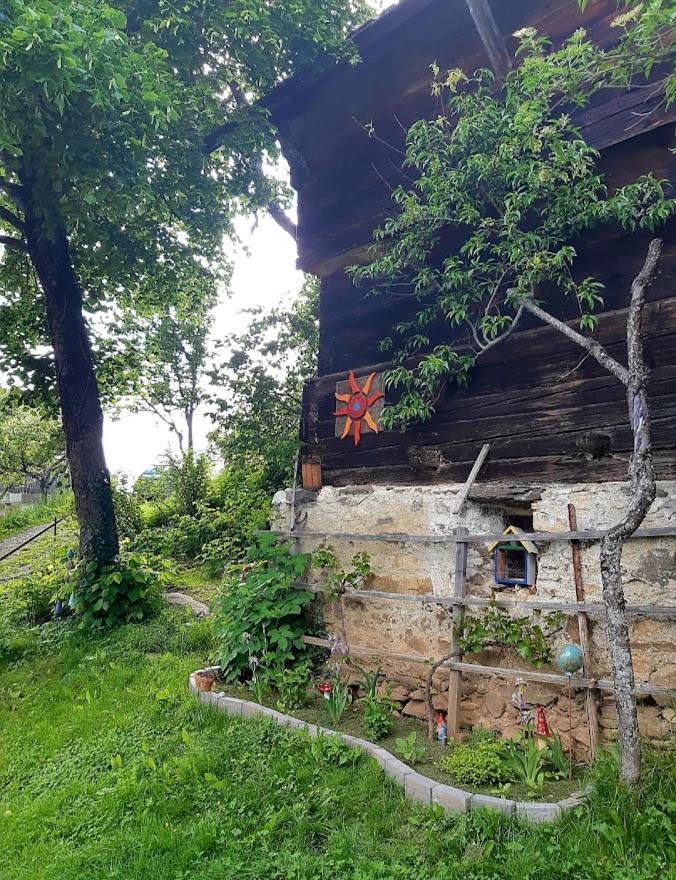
0,522,56,561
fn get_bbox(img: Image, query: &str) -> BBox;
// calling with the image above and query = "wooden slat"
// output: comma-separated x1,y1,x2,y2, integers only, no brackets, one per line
447,526,467,739
568,503,600,761
452,443,490,514
300,635,676,699
263,525,676,544
464,0,512,79
296,581,676,618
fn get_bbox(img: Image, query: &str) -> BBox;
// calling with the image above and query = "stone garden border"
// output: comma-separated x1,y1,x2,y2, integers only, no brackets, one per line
189,669,585,824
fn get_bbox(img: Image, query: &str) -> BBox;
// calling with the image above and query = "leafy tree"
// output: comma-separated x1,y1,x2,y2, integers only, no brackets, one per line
0,391,66,500
119,262,220,452
210,276,319,491
0,0,367,569
351,21,674,784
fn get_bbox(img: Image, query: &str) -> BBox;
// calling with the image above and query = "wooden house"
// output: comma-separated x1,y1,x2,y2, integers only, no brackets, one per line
263,0,675,751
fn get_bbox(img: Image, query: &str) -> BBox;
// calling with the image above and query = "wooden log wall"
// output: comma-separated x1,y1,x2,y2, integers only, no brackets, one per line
269,0,676,487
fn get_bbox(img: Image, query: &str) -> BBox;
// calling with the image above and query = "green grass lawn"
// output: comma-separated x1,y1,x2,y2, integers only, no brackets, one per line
1,610,674,880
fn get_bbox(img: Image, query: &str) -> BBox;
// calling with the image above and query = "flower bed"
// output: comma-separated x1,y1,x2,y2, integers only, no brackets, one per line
189,668,585,823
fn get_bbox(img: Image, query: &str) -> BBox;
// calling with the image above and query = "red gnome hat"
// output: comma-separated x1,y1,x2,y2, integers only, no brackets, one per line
535,706,551,738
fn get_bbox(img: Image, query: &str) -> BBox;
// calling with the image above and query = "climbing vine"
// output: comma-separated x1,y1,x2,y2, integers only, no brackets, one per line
455,604,564,668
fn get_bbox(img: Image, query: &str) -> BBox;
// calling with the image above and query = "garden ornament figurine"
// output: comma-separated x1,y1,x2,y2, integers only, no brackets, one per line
534,706,551,750
435,710,448,746
511,677,531,727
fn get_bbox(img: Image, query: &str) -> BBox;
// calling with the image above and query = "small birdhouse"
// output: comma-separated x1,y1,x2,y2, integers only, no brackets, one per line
488,526,538,588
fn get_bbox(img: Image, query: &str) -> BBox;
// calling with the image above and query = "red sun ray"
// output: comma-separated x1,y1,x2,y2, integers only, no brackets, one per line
348,370,360,394
353,419,362,445
335,371,385,445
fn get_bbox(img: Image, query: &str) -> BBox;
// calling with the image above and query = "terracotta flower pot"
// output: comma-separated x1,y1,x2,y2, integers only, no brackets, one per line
195,672,215,692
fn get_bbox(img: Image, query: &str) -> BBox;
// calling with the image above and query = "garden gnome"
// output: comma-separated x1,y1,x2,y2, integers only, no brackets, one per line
436,711,448,746
534,706,551,750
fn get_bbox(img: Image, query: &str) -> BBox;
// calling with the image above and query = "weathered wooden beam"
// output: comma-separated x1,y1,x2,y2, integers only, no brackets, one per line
447,526,467,740
297,582,676,619
452,443,490,513
262,525,676,544
569,503,600,761
300,635,676,699
463,0,513,80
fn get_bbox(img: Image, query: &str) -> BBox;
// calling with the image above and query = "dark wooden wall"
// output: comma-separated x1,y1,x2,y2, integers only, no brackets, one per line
270,0,676,487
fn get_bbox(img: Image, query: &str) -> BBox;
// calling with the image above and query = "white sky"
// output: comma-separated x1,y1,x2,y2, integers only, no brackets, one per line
103,0,397,478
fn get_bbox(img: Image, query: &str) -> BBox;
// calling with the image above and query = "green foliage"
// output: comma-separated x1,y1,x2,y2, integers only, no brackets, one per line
0,562,64,655
274,660,312,712
504,736,548,795
0,608,675,879
111,476,144,541
326,675,352,725
313,544,372,598
350,23,675,429
210,276,320,491
73,552,167,628
456,604,563,667
0,492,73,540
213,536,314,683
0,391,66,498
395,731,426,764
0,0,366,396
439,739,513,787
362,691,395,741
166,450,211,518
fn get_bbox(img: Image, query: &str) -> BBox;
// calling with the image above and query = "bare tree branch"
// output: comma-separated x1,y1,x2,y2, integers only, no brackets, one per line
521,297,630,386
0,234,28,253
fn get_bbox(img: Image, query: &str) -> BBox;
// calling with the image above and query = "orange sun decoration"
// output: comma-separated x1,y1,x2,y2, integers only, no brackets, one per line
334,371,384,446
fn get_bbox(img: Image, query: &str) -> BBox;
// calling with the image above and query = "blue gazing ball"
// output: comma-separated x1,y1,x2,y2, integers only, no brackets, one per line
556,643,583,675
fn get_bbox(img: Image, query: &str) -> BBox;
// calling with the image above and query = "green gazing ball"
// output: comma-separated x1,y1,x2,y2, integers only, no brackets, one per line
556,643,584,675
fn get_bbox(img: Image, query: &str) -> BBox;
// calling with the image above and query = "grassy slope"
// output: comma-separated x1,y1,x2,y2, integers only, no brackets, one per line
0,612,674,880
0,495,72,542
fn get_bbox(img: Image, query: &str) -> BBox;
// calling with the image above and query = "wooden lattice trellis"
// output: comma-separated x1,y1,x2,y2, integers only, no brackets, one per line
259,522,676,754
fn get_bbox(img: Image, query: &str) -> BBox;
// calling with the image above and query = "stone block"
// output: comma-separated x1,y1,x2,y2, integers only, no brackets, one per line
197,689,218,707
384,757,413,786
431,784,470,812
558,791,585,811
216,696,243,716
515,802,562,824
470,794,516,816
240,700,266,718
402,700,428,719
366,747,394,769
485,690,505,719
404,772,434,805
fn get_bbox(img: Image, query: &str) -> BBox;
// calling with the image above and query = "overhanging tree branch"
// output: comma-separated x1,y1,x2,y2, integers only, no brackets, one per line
0,204,25,233
0,234,28,252
521,297,630,386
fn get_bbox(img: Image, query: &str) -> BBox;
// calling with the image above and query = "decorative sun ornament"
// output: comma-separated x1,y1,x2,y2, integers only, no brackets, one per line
334,370,384,445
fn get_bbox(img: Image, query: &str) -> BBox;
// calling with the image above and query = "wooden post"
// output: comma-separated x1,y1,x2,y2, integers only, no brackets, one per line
463,0,513,81
568,503,600,761
447,526,468,739
453,443,490,514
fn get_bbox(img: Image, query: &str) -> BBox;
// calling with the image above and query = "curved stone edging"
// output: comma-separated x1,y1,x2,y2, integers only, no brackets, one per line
189,670,585,824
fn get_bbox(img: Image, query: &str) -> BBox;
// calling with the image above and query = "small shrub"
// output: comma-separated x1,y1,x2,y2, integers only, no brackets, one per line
213,535,313,683
73,552,167,628
310,733,362,768
439,739,512,786
111,477,143,540
166,450,211,517
395,731,425,764
362,692,395,741
274,660,312,712
326,676,351,725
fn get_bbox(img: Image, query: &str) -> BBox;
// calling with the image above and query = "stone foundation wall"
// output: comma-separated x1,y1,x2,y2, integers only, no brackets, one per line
272,481,676,755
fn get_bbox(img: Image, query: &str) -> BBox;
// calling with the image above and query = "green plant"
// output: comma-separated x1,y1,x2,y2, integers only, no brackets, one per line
439,739,512,786
73,552,167,628
504,736,547,796
456,604,564,667
395,731,426,764
362,692,395,742
351,662,382,699
326,675,351,725
313,545,372,599
545,733,570,779
112,476,144,540
213,535,313,683
273,660,312,712
166,450,211,518
309,732,363,768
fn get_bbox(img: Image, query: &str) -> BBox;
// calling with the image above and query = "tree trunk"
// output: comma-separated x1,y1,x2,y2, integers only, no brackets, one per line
24,208,119,568
598,238,662,786
186,408,194,451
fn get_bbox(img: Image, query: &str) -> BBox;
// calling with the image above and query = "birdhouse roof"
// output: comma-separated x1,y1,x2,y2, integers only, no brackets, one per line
488,526,538,555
